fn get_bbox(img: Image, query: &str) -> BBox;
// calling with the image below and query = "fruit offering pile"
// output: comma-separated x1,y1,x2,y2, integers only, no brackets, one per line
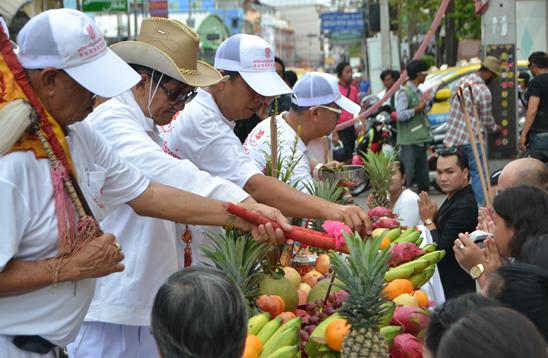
243,207,445,358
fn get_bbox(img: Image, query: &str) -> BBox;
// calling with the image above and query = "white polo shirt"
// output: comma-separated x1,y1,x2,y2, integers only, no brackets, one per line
243,113,313,191
161,88,263,188
0,121,149,346
83,91,249,327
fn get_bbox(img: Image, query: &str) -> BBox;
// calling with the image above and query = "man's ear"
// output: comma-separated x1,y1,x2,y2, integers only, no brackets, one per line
463,168,470,182
39,68,61,96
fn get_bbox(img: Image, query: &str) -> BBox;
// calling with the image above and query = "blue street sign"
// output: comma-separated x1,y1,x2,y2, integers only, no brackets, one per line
320,11,364,32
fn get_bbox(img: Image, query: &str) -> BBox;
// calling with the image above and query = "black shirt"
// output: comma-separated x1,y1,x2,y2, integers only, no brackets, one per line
430,185,478,299
526,73,548,133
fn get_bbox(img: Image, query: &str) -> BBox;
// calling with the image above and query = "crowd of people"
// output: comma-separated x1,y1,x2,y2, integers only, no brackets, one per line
0,6,547,358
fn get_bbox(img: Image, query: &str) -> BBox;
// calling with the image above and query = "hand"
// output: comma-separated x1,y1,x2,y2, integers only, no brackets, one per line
64,233,125,280
518,132,527,152
453,232,484,272
483,238,503,274
477,207,495,234
326,203,372,237
418,192,437,221
236,202,291,245
415,99,427,113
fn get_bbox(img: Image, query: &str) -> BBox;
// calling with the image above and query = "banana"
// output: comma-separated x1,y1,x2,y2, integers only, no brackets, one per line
415,235,424,247
310,313,341,344
257,317,283,345
418,250,445,266
385,227,402,242
378,301,396,327
385,265,416,282
263,317,301,347
392,231,421,244
261,326,299,357
248,312,271,335
422,243,437,253
409,269,429,289
264,344,299,358
399,227,415,239
380,325,402,346
414,266,436,288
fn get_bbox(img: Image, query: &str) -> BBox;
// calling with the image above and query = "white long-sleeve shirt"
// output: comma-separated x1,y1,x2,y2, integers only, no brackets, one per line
83,91,249,327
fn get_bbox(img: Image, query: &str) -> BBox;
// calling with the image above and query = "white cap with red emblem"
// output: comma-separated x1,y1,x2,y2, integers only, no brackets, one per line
214,34,291,97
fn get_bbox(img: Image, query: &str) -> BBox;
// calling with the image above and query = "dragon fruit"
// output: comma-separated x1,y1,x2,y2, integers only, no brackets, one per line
372,216,400,230
389,243,424,267
368,206,395,219
391,306,431,337
389,333,424,358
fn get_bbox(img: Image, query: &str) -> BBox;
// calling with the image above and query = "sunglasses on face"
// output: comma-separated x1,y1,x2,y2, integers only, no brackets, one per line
159,82,198,104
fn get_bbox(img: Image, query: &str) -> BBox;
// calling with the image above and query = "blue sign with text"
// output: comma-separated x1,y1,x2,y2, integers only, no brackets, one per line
320,11,364,32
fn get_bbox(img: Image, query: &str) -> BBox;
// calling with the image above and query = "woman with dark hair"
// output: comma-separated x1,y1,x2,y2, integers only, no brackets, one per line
486,263,548,343
436,306,547,358
424,293,497,358
151,267,247,358
520,234,548,270
389,161,422,227
454,185,548,287
332,61,360,162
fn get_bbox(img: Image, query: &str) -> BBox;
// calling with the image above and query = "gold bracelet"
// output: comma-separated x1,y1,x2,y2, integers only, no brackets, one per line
223,213,237,231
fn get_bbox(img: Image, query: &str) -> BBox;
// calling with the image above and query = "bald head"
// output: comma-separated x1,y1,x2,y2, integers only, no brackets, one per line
498,158,548,191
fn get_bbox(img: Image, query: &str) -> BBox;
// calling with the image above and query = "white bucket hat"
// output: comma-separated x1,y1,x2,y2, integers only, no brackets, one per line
17,8,140,98
292,72,361,115
214,34,291,97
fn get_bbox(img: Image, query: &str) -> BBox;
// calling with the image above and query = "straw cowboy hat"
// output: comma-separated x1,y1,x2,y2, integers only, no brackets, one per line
481,56,502,77
111,17,224,87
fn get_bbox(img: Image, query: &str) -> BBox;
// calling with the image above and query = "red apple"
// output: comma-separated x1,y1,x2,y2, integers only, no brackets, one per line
303,270,324,288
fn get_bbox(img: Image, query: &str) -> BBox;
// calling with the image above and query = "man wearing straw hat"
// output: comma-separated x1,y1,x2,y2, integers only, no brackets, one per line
444,56,501,206
0,9,287,357
162,34,373,233
243,72,360,191
67,18,268,357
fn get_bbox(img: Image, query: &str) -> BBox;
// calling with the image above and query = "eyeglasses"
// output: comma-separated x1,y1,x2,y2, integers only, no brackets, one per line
315,105,342,115
158,82,197,104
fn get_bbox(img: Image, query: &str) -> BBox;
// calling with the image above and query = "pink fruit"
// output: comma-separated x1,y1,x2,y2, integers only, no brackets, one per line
368,206,395,218
372,217,400,229
303,270,323,287
297,289,308,305
276,311,297,324
389,333,424,358
390,306,431,336
298,283,312,295
389,243,424,267
315,254,331,275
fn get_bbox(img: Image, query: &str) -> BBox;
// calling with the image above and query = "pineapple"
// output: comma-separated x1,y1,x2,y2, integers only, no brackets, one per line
201,229,271,316
360,150,397,208
329,233,392,357
301,179,346,232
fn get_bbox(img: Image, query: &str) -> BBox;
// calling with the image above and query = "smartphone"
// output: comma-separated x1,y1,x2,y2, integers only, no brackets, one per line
469,230,492,248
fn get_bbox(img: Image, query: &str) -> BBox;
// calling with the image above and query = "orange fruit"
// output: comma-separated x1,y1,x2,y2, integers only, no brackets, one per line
241,345,259,358
245,335,263,355
326,319,351,352
379,236,391,250
383,279,414,300
413,290,429,308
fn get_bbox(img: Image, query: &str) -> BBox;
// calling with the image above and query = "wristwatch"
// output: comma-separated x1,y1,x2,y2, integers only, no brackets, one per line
424,218,434,225
470,263,485,280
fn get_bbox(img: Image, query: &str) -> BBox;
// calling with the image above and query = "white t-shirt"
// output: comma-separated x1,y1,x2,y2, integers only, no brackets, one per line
161,88,263,188
243,113,312,191
393,188,423,228
84,91,249,326
0,121,149,346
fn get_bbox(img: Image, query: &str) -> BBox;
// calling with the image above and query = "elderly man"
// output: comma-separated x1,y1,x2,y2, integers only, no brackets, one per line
163,34,372,233
444,56,501,206
244,72,360,191
64,18,271,357
0,9,286,357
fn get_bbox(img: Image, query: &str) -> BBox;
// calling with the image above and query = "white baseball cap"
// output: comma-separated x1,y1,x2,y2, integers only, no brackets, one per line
214,34,291,97
292,72,361,115
17,9,140,98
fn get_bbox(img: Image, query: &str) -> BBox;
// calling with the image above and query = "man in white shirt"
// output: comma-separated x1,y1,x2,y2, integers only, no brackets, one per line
0,10,287,357
163,34,372,233
244,72,360,191
67,18,256,357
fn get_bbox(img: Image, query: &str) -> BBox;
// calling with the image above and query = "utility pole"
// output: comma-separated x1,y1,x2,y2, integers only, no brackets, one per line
379,0,391,67
445,0,457,66
361,0,369,84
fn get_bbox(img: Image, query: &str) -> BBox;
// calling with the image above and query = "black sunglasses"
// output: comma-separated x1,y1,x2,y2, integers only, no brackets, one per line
437,147,459,156
159,82,197,104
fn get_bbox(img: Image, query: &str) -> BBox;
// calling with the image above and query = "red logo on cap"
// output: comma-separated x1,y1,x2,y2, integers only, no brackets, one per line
265,48,271,58
86,24,97,40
